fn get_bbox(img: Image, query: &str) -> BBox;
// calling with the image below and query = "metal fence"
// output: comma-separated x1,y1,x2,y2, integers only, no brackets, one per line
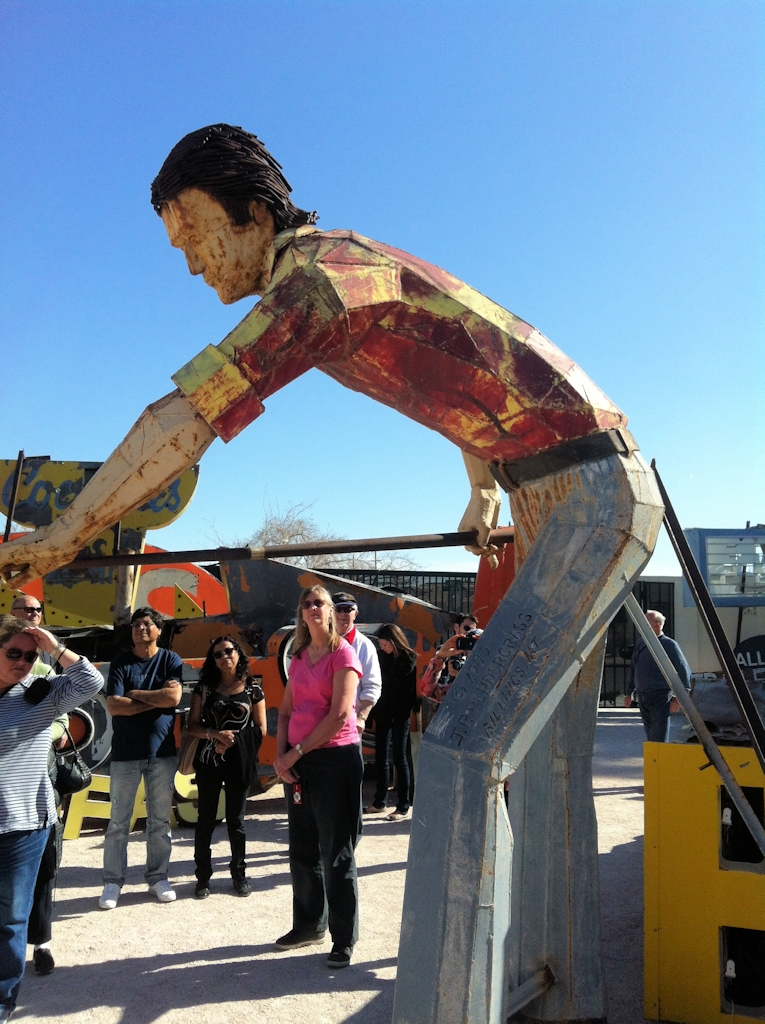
319,569,476,616
323,568,674,705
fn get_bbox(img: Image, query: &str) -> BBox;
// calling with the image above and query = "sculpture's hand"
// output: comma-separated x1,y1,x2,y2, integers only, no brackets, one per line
459,451,502,568
0,521,80,587
458,485,501,568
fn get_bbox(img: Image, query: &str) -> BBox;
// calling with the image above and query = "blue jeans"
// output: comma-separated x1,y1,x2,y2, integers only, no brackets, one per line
0,826,50,1012
103,758,176,886
638,692,672,742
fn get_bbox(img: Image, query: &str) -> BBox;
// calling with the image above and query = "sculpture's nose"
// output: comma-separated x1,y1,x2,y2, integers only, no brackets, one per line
184,247,205,276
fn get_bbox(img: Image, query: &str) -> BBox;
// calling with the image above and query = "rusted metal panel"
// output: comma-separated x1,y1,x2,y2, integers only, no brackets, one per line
173,230,628,456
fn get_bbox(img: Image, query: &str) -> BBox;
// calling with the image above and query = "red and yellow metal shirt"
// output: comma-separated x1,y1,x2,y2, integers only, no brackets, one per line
172,227,627,463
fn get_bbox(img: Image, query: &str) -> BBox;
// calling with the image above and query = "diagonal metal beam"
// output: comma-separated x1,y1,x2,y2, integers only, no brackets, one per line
626,594,765,858
506,966,556,1017
652,462,765,775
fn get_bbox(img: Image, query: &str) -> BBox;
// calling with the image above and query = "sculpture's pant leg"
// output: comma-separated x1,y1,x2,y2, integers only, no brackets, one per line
393,451,662,1024
506,643,608,1022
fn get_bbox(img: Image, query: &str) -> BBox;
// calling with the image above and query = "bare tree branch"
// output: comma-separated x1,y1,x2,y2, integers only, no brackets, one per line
235,501,420,570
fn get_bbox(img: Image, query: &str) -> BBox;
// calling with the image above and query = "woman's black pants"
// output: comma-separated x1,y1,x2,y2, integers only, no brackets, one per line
194,761,249,884
373,715,411,812
27,825,59,946
285,744,363,948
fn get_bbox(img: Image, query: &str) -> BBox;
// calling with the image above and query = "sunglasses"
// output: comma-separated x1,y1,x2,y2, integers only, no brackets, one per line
12,606,42,615
334,605,356,613
301,599,327,610
2,648,38,664
213,647,237,659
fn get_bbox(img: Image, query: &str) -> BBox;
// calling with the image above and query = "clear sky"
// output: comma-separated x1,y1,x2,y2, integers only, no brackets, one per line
1,1,763,575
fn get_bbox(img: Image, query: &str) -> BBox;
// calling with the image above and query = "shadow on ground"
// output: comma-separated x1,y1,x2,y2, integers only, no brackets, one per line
17,946,397,1024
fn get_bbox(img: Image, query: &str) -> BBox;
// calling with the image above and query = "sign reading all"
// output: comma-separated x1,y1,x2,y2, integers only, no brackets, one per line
734,634,765,681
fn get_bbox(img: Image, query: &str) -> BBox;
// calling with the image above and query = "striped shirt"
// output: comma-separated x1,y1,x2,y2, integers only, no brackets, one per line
0,658,104,834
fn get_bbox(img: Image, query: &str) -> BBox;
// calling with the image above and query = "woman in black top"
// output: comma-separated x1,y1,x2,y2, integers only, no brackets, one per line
187,636,266,898
365,624,417,821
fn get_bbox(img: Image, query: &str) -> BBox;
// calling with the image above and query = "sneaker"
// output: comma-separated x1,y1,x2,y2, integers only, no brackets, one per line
274,929,327,950
233,878,251,898
363,804,386,814
148,880,176,903
98,883,121,910
33,947,55,976
327,944,353,968
194,883,211,900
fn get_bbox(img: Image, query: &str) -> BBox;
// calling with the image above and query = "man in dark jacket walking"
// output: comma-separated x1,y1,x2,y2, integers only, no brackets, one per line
632,609,691,742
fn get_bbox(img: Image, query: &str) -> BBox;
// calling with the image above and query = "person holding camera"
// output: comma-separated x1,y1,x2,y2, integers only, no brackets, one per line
364,624,417,821
420,618,483,723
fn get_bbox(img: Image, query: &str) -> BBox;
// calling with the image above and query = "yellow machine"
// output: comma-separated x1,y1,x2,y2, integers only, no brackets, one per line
644,741,765,1022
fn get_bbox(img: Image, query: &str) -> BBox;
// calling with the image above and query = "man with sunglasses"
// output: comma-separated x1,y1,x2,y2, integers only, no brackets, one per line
10,599,55,677
331,593,381,734
10,597,44,622
100,607,182,910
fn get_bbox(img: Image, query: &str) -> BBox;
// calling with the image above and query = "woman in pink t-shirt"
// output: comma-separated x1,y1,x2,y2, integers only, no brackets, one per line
272,585,363,970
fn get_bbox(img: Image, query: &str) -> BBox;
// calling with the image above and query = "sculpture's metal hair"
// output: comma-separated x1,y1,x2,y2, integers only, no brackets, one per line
150,124,318,232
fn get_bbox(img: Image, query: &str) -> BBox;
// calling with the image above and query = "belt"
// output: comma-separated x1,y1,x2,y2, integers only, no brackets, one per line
491,428,638,491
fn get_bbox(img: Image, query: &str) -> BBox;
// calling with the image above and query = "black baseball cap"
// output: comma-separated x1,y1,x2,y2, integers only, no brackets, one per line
332,592,358,610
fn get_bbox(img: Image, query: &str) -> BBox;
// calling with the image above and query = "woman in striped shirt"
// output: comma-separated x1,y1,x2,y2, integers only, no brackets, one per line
0,615,102,1022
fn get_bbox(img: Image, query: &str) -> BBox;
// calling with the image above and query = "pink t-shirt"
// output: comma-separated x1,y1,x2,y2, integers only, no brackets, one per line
288,639,362,748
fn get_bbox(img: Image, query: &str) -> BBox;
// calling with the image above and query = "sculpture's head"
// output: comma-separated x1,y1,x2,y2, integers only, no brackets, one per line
151,124,317,304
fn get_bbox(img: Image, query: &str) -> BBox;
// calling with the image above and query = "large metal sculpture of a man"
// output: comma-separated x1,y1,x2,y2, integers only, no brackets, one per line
0,125,662,1023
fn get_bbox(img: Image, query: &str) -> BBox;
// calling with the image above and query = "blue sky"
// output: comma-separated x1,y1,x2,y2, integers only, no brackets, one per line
1,1,763,574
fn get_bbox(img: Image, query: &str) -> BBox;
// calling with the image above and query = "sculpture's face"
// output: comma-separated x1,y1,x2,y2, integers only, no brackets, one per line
160,188,276,304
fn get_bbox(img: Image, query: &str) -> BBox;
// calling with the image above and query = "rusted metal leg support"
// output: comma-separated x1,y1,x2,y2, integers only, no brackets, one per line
393,452,662,1024
507,643,608,1022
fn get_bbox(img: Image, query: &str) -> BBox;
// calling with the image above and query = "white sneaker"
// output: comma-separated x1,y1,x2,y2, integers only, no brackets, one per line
148,879,176,903
98,883,121,910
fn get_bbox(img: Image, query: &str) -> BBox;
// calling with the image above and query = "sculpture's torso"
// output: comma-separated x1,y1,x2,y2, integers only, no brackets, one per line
173,228,627,461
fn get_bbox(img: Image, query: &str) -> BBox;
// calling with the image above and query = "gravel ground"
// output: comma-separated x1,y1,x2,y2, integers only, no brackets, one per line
16,709,649,1024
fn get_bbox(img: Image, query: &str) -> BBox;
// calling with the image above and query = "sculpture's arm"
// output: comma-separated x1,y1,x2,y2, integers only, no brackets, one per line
0,390,215,585
458,451,502,568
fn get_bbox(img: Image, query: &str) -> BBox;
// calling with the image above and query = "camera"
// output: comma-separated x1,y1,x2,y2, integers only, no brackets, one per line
455,628,482,651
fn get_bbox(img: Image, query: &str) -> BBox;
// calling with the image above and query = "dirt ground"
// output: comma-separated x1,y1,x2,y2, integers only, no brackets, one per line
16,709,648,1024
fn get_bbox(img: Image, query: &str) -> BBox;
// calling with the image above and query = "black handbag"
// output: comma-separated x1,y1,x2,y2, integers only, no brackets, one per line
54,726,92,797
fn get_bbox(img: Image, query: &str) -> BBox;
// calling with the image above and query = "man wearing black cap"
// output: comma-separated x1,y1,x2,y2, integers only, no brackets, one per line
332,593,381,732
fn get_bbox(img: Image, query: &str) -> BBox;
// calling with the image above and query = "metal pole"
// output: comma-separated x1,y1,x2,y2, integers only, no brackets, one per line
57,527,515,571
113,550,135,627
506,967,555,1017
3,450,24,544
652,463,765,774
625,593,765,858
